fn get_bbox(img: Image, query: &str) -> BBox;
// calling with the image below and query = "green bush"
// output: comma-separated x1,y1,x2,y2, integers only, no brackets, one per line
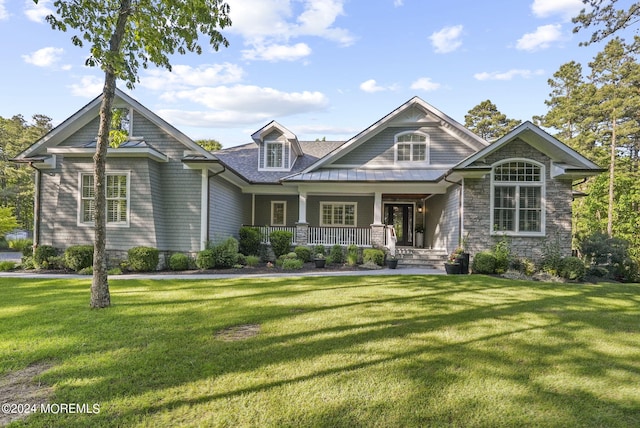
0,261,16,271
210,237,239,268
239,226,262,256
328,244,345,265
493,238,510,274
78,266,93,275
281,258,304,270
363,249,385,266
20,256,35,270
235,253,247,266
511,257,536,276
472,252,497,274
559,256,586,281
347,244,359,266
9,238,33,256
169,253,190,271
127,246,159,272
269,230,293,258
64,245,94,272
294,246,312,262
540,237,563,275
245,255,260,267
33,245,57,268
196,249,215,269
580,233,638,282
313,245,326,256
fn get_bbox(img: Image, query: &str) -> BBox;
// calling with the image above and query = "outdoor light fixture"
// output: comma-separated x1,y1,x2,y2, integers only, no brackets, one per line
418,204,423,213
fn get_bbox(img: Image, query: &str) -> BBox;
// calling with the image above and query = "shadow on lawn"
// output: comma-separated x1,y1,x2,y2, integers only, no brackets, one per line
3,276,640,426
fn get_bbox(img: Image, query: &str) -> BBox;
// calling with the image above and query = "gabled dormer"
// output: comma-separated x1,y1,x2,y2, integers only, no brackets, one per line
253,121,302,172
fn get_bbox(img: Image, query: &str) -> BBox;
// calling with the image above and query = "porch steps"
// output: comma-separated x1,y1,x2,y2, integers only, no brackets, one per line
395,248,448,269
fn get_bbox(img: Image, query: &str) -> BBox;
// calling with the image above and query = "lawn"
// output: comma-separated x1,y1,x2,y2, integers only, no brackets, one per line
1,274,639,427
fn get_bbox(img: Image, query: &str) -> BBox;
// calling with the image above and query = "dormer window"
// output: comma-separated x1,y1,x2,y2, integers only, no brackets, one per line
265,141,285,169
395,132,428,163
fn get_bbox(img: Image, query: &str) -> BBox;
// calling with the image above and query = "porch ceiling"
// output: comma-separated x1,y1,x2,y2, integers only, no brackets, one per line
383,194,430,199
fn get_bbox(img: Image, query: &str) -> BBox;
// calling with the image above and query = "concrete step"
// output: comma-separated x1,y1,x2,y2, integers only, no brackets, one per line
394,248,448,269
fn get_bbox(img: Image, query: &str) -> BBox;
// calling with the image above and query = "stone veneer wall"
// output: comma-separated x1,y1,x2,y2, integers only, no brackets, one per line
463,139,573,263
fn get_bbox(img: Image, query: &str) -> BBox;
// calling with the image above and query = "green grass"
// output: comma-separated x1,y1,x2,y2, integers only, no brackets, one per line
1,275,639,427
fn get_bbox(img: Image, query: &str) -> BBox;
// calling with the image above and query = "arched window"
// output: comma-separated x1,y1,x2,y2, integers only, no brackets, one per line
491,160,545,235
395,132,428,163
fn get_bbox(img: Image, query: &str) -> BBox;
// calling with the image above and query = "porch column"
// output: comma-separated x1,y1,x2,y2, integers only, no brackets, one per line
296,191,309,245
371,191,385,247
298,191,307,223
373,191,382,225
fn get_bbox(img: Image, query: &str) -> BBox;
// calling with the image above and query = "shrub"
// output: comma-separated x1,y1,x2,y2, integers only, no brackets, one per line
281,258,304,270
540,237,563,275
580,233,638,282
210,237,239,268
64,245,94,272
9,238,33,256
33,245,57,269
107,267,122,275
313,245,326,256
239,226,262,256
493,238,510,274
269,230,293,258
78,266,93,275
245,255,260,267
347,244,359,266
559,256,586,281
169,253,190,271
235,253,247,266
0,261,16,271
472,252,497,274
20,256,35,270
511,257,536,276
363,249,385,266
294,246,312,262
329,244,344,265
196,249,215,269
127,246,160,272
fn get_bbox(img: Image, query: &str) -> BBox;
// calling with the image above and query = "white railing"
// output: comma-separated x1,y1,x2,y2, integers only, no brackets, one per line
257,226,297,245
308,227,371,247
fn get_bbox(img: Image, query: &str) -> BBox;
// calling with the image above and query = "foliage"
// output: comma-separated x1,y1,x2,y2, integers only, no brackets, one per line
540,236,564,275
448,247,464,263
493,237,511,274
511,257,536,276
579,232,639,282
328,244,345,265
472,251,497,274
269,230,293,258
196,139,222,151
313,245,326,256
0,261,16,271
559,256,586,281
572,0,640,45
78,266,93,275
64,245,94,272
0,206,19,238
239,226,261,256
464,99,521,141
33,245,57,269
235,253,246,266
294,246,312,263
169,253,190,271
281,258,304,270
362,248,385,266
20,256,35,270
127,246,159,272
195,249,215,270
347,244,359,266
209,237,239,269
245,255,260,267
8,238,33,256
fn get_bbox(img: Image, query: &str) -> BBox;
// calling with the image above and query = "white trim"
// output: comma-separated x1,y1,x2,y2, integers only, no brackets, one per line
77,170,131,228
394,131,430,165
47,147,168,162
319,202,358,227
260,140,288,171
489,159,545,237
201,169,208,250
270,201,287,226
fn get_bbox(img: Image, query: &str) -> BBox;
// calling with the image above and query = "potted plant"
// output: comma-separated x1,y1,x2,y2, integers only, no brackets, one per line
313,253,326,268
386,254,398,269
444,248,464,274
415,224,424,248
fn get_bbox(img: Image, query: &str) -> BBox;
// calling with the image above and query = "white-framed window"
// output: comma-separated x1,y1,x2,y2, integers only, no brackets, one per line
271,201,287,226
490,159,545,235
265,141,284,169
320,202,357,227
395,132,428,163
78,171,130,227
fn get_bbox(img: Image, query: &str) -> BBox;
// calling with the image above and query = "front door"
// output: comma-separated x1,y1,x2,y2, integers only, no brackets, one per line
385,204,413,246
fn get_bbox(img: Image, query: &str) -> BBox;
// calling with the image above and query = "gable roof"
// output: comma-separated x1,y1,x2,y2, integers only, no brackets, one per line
298,96,489,174
251,120,302,156
452,121,604,178
15,88,215,161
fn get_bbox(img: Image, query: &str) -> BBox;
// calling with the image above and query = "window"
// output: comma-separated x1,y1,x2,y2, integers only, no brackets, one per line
320,202,357,227
395,132,428,163
79,172,129,226
491,160,544,235
271,201,286,226
265,141,284,169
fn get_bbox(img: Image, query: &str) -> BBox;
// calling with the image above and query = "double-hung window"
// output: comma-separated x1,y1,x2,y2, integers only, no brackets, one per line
265,141,284,169
79,172,130,226
271,201,286,226
395,132,428,163
320,202,357,227
491,160,544,235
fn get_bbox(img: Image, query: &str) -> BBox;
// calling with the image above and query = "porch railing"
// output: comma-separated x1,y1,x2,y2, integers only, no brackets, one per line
308,227,371,247
257,226,297,245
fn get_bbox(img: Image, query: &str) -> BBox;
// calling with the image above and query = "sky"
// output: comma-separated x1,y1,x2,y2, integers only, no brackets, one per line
0,0,636,148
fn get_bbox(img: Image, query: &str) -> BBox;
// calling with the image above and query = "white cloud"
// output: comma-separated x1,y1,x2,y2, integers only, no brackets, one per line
22,46,64,67
516,24,563,51
531,0,584,20
24,0,53,23
225,0,354,62
0,0,9,20
429,25,464,54
474,69,545,81
410,77,441,92
359,79,399,93
393,0,404,6
160,85,328,126
141,63,244,91
69,75,104,97
242,43,312,61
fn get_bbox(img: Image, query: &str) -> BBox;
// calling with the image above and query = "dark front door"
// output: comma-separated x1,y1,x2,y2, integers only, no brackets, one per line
386,204,413,246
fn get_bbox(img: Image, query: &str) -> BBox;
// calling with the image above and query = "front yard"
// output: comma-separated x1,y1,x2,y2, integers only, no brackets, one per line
1,275,639,427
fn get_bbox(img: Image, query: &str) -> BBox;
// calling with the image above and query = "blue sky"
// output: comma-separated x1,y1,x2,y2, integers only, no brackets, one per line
0,0,631,147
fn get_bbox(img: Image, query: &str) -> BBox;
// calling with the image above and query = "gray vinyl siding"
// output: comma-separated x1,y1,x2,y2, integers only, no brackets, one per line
254,195,299,226
424,185,460,253
58,117,100,146
307,195,374,227
209,175,247,242
333,126,476,167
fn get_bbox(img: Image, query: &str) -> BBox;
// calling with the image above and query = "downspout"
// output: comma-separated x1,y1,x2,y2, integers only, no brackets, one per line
28,162,41,249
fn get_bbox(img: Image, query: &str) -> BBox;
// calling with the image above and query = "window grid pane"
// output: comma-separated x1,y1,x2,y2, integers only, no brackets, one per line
81,173,127,224
272,202,285,226
266,142,283,168
397,144,411,161
413,144,426,161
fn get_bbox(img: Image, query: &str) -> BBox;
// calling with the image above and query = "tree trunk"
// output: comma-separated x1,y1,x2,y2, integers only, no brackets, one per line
607,118,616,238
90,0,132,308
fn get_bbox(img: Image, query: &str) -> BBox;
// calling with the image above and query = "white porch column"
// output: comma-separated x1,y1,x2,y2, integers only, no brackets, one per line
200,168,208,250
373,191,383,225
298,191,307,224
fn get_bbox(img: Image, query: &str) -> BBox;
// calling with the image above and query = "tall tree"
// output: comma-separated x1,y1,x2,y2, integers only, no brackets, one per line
196,139,222,152
464,100,521,142
37,0,231,308
573,0,640,45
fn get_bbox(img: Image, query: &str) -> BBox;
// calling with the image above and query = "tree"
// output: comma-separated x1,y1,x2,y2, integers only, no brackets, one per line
573,0,640,45
196,139,222,152
0,207,19,238
37,0,231,308
464,100,521,142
